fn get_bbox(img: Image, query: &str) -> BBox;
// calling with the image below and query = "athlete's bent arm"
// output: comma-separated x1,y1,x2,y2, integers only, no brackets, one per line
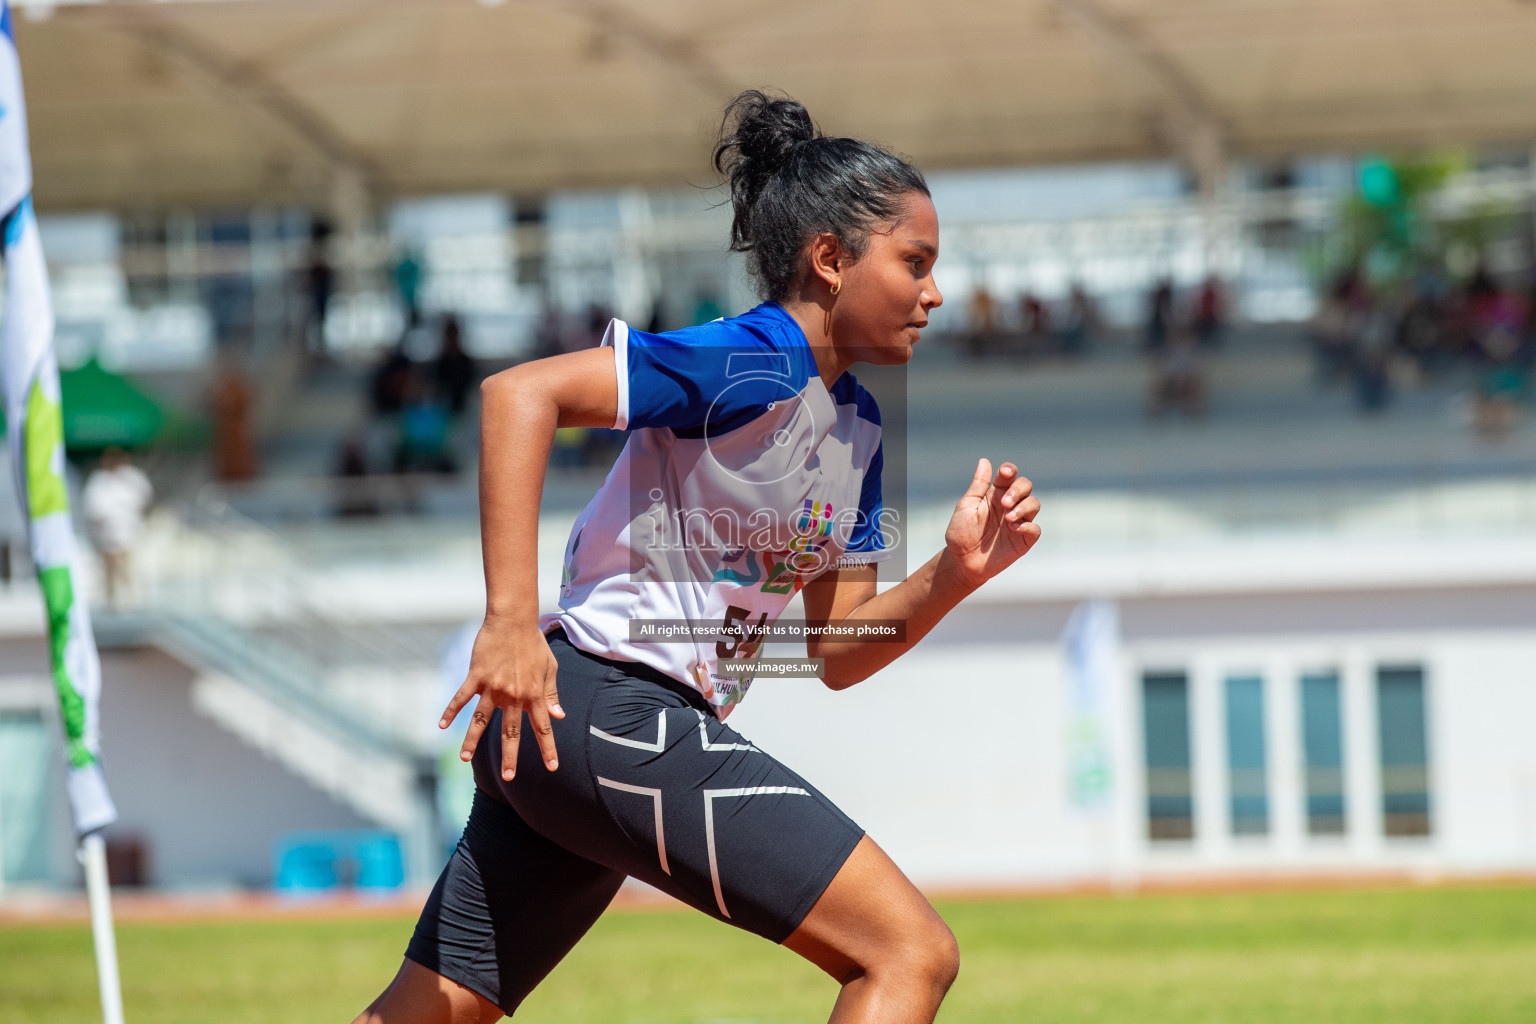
803,459,1040,690
438,346,620,780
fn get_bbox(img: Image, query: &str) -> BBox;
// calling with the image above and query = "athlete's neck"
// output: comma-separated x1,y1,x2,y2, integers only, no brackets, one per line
776,298,850,391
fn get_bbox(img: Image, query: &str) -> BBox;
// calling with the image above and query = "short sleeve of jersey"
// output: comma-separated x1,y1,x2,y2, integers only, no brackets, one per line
841,438,888,562
601,313,805,434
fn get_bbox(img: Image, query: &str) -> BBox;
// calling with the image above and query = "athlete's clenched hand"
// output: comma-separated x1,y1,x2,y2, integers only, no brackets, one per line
438,616,564,780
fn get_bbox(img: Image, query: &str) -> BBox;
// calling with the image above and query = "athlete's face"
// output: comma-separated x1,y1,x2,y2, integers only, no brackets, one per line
831,192,943,364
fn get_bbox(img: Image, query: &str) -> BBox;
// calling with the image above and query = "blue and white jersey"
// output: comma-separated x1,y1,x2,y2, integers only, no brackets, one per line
538,301,890,719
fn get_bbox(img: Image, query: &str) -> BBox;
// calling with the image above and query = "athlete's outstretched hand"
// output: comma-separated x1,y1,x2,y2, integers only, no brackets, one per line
943,459,1041,589
439,616,564,780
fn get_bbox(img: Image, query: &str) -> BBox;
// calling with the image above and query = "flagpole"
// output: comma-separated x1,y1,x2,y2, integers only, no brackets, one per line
79,833,125,1024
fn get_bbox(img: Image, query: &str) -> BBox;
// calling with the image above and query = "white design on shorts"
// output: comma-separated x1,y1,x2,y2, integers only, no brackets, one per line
595,778,670,876
591,707,794,915
692,709,759,753
703,787,809,919
590,709,668,752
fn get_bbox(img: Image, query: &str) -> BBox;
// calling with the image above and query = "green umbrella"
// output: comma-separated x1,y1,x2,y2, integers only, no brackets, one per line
56,357,165,453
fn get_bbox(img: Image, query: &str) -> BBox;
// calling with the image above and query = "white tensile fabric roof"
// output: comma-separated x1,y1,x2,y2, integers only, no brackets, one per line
13,0,1536,210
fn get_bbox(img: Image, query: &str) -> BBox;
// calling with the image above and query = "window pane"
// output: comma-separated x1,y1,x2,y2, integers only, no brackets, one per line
1224,675,1269,836
1143,671,1193,841
0,709,52,884
1377,665,1431,837
1300,671,1347,835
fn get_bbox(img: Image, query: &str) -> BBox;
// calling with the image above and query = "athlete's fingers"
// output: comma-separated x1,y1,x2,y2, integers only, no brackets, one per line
543,661,564,719
999,473,1033,508
438,679,477,729
528,701,559,771
961,458,993,502
1007,495,1041,523
502,702,526,779
460,692,495,764
991,463,1018,505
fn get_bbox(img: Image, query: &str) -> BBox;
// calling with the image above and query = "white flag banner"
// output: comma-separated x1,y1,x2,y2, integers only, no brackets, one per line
0,0,117,837
1060,598,1120,811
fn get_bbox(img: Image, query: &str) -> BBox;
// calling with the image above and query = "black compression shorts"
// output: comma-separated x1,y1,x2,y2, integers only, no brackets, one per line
403,625,866,1015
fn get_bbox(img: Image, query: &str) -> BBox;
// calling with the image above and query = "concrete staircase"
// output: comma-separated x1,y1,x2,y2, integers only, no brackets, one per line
92,498,450,884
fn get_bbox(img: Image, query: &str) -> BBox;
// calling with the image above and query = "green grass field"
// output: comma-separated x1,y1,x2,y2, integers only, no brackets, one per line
3,884,1534,1023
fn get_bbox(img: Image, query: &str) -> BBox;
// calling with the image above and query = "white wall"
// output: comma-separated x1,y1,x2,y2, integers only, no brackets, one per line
0,640,375,890
731,586,1536,888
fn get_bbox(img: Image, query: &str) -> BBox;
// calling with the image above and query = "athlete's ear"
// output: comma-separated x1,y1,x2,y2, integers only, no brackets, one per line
807,232,844,296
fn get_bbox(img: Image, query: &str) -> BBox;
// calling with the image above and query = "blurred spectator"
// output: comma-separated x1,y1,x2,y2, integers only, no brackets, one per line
1145,278,1175,353
1193,276,1225,348
964,284,998,359
1308,270,1367,386
1020,292,1051,356
83,448,153,609
1147,326,1205,419
369,341,414,419
1352,305,1396,414
1468,267,1528,437
395,375,456,475
1059,283,1097,355
433,314,476,417
334,433,380,518
394,246,423,326
305,219,335,352
1396,272,1446,377
211,357,257,480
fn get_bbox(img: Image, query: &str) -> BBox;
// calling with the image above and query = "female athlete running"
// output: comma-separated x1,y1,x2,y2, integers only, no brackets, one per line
355,89,1041,1024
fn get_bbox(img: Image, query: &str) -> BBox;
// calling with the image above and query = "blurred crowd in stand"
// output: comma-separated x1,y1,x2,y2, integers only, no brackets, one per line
334,313,481,516
333,295,630,517
960,282,1101,360
138,199,1536,534
1309,265,1535,436
958,275,1227,421
1144,275,1225,420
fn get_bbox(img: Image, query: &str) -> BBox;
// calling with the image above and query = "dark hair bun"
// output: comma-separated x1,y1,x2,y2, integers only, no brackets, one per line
715,90,817,181
712,88,929,302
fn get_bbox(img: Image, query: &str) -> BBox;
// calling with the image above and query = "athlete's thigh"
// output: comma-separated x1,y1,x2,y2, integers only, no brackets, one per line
402,788,625,1018
781,833,952,983
567,679,867,944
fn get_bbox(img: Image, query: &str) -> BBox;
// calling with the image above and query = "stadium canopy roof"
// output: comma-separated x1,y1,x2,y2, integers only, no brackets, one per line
13,0,1536,211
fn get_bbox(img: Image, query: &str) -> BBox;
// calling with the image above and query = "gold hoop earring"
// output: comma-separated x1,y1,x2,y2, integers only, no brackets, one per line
830,280,841,296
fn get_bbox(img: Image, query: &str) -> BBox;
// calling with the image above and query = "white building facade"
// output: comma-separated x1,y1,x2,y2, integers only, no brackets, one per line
1,487,1534,893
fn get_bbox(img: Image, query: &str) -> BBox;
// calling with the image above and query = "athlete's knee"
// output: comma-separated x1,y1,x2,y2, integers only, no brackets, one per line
871,915,959,994
920,919,961,994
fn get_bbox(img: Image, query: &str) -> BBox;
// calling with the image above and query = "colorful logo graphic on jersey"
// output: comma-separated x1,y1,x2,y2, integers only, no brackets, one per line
793,498,836,540
711,544,761,585
710,499,838,594
784,498,837,575
710,546,806,595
